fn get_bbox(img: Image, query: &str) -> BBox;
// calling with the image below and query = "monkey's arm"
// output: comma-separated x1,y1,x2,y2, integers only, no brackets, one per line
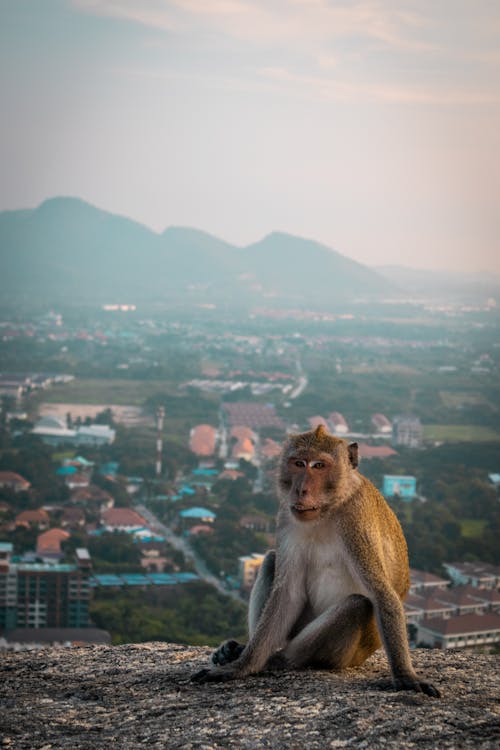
345,532,440,697
369,580,439,696
191,578,306,683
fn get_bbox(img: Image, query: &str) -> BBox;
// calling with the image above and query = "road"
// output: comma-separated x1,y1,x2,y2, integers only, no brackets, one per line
136,503,244,603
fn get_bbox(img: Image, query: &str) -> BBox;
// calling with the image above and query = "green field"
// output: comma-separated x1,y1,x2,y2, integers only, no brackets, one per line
423,424,500,442
37,379,173,406
460,519,488,538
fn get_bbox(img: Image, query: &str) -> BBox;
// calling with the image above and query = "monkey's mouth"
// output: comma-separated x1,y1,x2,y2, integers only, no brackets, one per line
291,505,320,520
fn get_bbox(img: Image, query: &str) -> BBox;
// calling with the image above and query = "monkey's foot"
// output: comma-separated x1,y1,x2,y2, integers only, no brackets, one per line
211,639,245,666
394,677,441,698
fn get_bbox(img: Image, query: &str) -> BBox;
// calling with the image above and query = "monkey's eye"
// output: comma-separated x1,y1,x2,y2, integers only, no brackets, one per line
311,461,325,469
294,460,307,468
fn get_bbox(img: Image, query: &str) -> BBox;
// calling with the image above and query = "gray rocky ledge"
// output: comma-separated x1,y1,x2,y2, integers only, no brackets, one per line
1,644,499,749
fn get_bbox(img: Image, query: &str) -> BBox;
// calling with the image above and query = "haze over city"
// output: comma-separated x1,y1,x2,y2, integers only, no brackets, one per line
1,0,499,273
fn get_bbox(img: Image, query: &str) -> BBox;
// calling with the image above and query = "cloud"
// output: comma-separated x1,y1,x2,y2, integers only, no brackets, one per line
73,0,434,51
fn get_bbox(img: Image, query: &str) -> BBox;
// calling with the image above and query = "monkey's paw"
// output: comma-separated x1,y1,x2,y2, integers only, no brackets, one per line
190,667,238,684
211,639,245,666
394,677,441,698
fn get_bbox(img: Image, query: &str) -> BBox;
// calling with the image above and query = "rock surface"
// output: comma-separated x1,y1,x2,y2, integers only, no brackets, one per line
0,644,499,749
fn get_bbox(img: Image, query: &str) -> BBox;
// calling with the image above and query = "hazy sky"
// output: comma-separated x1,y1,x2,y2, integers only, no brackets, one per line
1,1,499,272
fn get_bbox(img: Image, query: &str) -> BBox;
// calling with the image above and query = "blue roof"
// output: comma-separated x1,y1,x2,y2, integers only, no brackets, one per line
90,571,199,588
56,466,77,475
180,485,196,495
179,507,216,519
192,468,218,476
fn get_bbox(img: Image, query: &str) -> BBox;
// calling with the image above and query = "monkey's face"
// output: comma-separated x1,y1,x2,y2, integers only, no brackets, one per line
281,453,337,522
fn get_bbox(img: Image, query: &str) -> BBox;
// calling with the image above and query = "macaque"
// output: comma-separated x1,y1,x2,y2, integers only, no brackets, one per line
192,425,439,697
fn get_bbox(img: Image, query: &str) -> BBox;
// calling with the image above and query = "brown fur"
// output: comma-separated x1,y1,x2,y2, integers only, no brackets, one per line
192,426,440,697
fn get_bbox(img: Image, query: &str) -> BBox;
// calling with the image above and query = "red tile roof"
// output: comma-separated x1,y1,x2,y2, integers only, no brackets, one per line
36,528,70,554
101,508,147,528
0,471,31,489
15,508,50,525
358,444,398,460
189,424,217,456
419,613,500,636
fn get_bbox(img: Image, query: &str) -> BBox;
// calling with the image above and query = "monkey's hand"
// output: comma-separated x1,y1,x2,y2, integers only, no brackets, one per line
211,639,245,666
393,677,441,698
190,665,240,684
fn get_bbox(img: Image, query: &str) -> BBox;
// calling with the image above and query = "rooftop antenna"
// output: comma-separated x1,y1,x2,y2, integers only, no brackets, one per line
155,406,165,478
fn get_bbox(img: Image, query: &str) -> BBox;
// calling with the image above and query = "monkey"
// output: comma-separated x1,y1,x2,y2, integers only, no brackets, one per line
191,424,440,696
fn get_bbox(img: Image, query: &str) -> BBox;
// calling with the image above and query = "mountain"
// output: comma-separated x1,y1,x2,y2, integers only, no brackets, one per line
0,197,395,308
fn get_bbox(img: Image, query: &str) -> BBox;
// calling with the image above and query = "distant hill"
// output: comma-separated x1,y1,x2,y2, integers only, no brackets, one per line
0,197,395,308
375,265,500,302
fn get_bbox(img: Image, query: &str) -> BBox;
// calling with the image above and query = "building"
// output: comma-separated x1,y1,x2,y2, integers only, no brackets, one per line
101,507,148,532
230,426,257,462
328,412,349,435
307,416,329,430
392,415,423,448
189,424,218,457
443,562,500,589
417,613,500,650
32,419,115,446
0,547,92,631
371,413,392,434
0,471,31,492
179,507,216,525
358,444,398,461
223,402,285,430
383,475,417,501
409,569,449,595
239,553,265,590
15,508,50,529
36,528,71,560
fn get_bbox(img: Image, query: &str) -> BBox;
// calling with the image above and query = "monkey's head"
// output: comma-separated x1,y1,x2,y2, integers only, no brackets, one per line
278,424,359,522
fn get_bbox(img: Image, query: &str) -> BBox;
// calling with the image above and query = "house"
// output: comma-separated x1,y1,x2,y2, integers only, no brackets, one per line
229,426,257,462
260,438,282,460
443,561,500,589
328,412,349,435
416,613,500,650
434,586,490,617
61,507,86,529
101,508,148,532
371,413,392,434
15,509,50,529
409,569,449,595
70,485,114,510
189,425,218,457
307,416,329,430
64,473,90,490
36,528,70,559
179,507,216,524
357,444,398,460
0,472,31,492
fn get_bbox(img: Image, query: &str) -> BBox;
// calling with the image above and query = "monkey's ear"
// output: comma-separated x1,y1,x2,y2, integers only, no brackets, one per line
348,442,359,468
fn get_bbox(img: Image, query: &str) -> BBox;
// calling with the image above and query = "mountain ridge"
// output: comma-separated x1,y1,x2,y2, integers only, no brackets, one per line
0,196,392,308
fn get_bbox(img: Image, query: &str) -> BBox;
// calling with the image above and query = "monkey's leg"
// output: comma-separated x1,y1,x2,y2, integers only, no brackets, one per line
211,550,276,667
283,594,379,670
